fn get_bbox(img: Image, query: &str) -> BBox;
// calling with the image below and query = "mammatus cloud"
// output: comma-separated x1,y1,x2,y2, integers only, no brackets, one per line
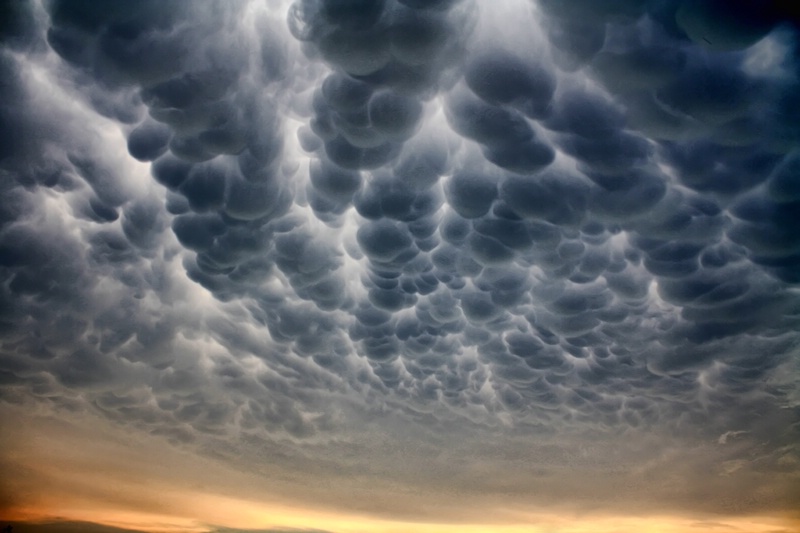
1,0,799,531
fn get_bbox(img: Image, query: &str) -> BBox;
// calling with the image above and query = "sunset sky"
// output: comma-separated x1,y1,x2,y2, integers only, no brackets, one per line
1,1,799,532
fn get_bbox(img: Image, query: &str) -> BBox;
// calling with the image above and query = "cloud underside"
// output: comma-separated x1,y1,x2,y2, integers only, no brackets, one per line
1,0,799,524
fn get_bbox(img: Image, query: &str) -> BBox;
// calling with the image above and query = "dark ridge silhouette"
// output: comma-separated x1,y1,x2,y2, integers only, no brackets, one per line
3,521,146,533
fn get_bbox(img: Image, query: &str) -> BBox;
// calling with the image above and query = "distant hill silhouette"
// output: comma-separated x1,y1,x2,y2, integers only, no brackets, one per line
2,522,335,533
3,521,147,533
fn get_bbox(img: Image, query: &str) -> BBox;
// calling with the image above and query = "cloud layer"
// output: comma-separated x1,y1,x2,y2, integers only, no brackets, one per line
1,0,799,528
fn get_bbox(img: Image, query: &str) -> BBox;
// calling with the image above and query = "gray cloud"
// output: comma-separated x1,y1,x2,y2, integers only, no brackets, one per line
1,0,799,526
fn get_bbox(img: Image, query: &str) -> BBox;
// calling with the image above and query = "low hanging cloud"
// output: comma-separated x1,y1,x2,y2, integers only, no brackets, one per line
1,0,799,527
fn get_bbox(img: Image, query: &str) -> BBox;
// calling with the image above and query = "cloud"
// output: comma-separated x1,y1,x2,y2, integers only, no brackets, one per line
1,0,799,529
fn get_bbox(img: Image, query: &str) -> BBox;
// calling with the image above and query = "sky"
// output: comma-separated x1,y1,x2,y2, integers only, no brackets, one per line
1,0,799,532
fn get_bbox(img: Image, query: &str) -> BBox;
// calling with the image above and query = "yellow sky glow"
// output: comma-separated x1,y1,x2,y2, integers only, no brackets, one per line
2,406,797,533
8,498,800,533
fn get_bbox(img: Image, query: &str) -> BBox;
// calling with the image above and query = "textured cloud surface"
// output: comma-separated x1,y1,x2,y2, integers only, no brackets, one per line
1,0,799,531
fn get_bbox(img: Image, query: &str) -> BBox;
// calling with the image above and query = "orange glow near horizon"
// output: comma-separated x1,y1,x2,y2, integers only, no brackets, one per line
11,475,799,533
7,502,800,533
2,406,798,533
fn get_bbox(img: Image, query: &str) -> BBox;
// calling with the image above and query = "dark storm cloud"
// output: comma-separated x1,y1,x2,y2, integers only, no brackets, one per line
1,0,800,522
